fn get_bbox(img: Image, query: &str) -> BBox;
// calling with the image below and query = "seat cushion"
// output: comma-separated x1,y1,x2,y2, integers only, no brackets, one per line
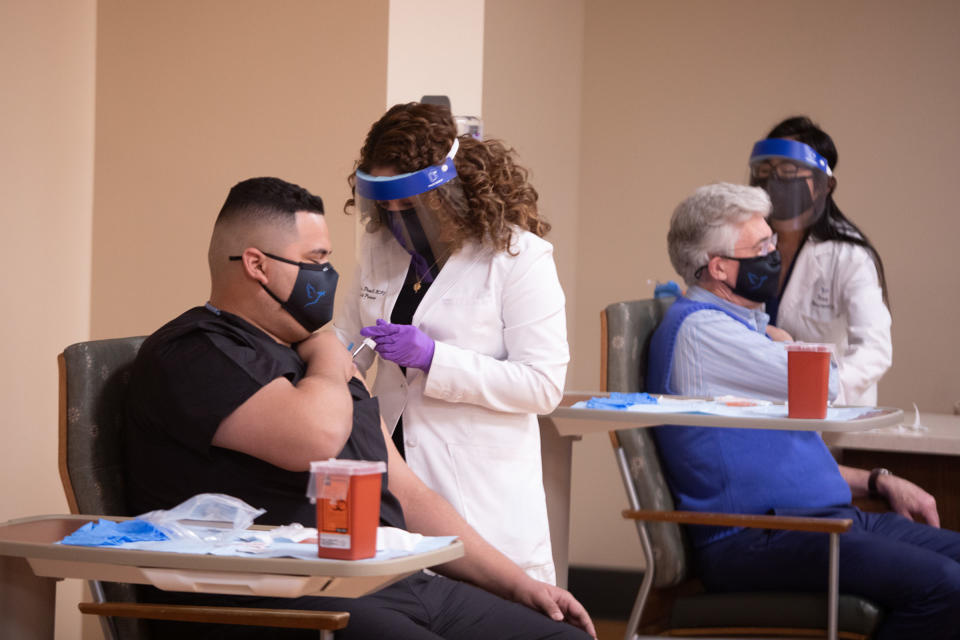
670,592,883,637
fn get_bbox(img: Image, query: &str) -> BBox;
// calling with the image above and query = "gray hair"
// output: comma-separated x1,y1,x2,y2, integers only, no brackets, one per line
668,183,772,286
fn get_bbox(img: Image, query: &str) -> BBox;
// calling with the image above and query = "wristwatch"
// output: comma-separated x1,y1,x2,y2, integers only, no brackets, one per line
868,467,891,499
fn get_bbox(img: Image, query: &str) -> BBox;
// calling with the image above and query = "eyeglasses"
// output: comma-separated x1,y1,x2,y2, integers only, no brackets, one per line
694,233,778,280
733,233,778,257
750,160,813,181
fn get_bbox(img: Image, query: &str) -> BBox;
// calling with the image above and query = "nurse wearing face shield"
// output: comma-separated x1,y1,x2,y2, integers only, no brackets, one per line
336,103,569,584
748,116,891,406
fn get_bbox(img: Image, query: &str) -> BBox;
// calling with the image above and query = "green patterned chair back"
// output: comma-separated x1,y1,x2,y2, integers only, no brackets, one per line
602,301,883,638
602,297,690,588
59,336,148,639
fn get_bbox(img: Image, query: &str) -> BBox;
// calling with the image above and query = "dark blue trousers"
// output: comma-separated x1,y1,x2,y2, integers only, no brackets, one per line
696,506,960,640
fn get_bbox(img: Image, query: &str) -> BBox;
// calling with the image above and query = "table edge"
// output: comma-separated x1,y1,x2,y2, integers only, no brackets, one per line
0,515,464,578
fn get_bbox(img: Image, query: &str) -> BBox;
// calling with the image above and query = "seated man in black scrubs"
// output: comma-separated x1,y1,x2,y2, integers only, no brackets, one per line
123,177,595,640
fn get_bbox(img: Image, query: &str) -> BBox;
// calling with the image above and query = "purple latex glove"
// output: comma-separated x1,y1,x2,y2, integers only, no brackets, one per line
360,319,436,372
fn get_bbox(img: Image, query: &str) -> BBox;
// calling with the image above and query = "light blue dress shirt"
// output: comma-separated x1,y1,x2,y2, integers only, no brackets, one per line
671,286,838,402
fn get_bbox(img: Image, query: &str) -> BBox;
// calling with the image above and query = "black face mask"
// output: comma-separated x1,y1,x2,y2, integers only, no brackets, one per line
230,252,339,332
724,250,781,303
382,206,441,284
759,177,814,221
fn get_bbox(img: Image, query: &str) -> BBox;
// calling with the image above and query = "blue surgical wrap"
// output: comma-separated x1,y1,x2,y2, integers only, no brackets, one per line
585,392,657,410
59,519,169,547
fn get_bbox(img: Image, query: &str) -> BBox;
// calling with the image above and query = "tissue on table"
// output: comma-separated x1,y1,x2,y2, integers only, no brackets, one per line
377,526,423,551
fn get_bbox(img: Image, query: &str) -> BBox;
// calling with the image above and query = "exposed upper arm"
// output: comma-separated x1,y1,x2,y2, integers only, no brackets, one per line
213,373,353,472
380,419,429,509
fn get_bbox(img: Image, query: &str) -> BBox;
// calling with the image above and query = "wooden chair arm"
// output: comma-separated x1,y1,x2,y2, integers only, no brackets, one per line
78,602,350,630
622,509,852,534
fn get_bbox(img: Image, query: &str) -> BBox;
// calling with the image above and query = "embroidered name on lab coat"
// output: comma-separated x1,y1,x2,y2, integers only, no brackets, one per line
811,280,832,308
361,286,386,301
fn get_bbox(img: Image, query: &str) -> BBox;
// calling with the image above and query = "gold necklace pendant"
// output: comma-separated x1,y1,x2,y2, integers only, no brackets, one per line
411,248,449,294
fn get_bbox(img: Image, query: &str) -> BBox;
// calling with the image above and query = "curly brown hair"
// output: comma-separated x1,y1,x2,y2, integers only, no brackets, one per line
345,103,550,253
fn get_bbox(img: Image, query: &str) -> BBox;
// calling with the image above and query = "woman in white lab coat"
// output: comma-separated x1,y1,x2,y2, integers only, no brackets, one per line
748,116,891,406
335,103,568,583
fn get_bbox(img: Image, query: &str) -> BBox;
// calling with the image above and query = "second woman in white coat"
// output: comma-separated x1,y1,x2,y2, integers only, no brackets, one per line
748,116,892,406
336,103,569,583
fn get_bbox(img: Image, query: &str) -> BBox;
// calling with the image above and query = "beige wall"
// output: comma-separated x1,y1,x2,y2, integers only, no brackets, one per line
568,0,960,568
481,0,651,570
482,0,585,364
388,0,485,116
91,0,390,339
0,1,98,636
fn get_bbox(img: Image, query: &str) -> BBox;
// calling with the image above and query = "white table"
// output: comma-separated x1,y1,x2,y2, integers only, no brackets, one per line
548,391,904,437
822,412,960,531
822,412,960,455
0,514,464,640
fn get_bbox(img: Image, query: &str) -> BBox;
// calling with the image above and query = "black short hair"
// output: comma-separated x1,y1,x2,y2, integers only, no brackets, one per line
216,177,324,227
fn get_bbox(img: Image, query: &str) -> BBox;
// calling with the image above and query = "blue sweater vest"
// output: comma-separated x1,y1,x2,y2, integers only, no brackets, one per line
646,296,851,547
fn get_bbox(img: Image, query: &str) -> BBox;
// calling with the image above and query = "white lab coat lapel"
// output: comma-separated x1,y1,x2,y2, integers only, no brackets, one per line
808,239,832,281
783,239,821,310
411,241,490,327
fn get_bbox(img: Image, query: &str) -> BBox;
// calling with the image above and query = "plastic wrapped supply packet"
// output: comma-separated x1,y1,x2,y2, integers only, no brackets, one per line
137,493,266,543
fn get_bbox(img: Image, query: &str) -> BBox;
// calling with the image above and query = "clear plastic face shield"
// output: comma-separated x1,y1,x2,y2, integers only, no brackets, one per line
749,138,832,232
355,139,465,286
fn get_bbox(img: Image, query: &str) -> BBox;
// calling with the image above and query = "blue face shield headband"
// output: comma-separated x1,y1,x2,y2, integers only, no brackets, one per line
748,138,833,177
749,138,832,229
355,138,459,200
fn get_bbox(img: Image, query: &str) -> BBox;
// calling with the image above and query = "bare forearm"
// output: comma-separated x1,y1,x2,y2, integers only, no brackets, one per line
840,464,940,526
382,420,596,637
838,464,870,498
382,416,525,598
400,481,525,599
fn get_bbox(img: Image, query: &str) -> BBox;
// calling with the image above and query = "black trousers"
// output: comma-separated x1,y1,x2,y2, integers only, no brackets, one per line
139,572,589,639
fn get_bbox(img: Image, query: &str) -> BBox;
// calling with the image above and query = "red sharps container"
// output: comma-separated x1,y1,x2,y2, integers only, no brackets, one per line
785,343,833,419
308,459,386,560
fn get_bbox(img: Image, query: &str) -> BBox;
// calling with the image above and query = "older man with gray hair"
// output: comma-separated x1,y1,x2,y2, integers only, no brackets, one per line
646,182,960,640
